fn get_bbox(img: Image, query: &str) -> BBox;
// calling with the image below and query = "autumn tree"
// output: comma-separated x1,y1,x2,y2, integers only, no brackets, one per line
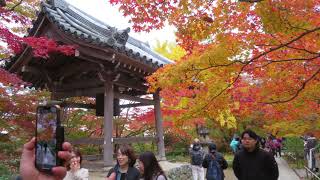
110,0,320,135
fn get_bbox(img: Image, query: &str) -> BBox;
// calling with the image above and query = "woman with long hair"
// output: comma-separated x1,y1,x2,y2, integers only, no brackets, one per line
138,151,167,180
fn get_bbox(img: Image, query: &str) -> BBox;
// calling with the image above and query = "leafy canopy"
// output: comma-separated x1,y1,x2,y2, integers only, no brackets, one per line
111,0,320,135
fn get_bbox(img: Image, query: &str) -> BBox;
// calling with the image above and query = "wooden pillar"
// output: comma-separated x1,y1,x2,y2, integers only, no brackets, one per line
153,91,166,160
103,80,114,166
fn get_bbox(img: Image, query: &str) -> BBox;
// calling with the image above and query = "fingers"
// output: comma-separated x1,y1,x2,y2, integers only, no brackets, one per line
52,166,67,179
58,142,72,161
58,151,72,161
62,142,72,152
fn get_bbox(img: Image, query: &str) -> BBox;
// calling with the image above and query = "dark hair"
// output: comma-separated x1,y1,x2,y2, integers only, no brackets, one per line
241,129,259,140
208,143,217,153
117,145,136,167
139,151,166,180
73,148,83,165
66,148,83,170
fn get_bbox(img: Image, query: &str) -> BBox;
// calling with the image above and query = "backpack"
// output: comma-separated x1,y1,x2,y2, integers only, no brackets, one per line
191,150,204,166
206,159,223,180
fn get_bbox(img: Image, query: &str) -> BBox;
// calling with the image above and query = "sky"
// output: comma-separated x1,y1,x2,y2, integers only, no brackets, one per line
65,0,176,48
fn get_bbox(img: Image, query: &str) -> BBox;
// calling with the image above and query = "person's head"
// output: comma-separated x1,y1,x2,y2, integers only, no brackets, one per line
241,129,259,152
72,148,82,165
67,148,83,170
138,151,165,180
208,143,217,154
117,145,136,167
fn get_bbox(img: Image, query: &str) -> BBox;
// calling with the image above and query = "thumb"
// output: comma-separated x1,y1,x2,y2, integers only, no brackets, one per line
22,137,36,158
20,137,36,174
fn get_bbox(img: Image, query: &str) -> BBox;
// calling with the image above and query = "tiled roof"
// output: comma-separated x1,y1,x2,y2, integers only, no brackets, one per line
34,0,173,68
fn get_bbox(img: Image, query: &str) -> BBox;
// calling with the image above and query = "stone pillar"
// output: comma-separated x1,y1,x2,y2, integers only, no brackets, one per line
103,80,114,166
153,91,166,160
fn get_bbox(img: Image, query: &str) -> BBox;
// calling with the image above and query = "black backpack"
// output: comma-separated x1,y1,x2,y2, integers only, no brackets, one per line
191,150,204,165
206,159,223,180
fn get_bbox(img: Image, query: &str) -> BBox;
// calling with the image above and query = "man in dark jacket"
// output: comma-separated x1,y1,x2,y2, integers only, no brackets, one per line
233,129,279,180
202,143,228,180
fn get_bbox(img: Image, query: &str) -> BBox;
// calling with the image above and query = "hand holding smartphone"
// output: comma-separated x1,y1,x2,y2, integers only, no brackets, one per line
35,105,64,174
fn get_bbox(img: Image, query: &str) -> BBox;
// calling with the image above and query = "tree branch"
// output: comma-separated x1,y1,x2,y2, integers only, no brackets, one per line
248,26,320,64
251,55,320,69
264,67,320,104
239,0,264,2
8,0,23,11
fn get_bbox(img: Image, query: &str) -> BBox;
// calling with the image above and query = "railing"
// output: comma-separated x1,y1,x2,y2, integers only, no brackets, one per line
305,166,320,180
304,147,320,180
282,137,319,180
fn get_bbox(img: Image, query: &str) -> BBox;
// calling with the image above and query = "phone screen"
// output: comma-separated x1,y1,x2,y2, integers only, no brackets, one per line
35,106,59,171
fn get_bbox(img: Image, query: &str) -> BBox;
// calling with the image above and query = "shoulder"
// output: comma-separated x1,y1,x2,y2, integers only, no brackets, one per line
75,168,89,178
79,168,89,174
64,171,72,180
128,166,140,176
259,149,274,158
156,174,167,180
234,149,245,158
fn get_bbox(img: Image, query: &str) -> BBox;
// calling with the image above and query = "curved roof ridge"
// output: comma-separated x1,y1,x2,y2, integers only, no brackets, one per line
45,0,173,66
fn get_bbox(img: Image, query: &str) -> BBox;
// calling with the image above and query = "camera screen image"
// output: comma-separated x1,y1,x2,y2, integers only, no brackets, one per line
36,107,57,169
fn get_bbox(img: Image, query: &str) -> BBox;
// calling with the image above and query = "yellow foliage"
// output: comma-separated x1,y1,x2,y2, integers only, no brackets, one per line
216,109,237,129
153,40,186,62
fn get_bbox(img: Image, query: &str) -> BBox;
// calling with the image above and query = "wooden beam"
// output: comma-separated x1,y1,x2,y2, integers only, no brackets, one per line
114,74,148,92
103,80,114,166
82,155,103,161
54,74,148,92
58,102,148,109
66,138,103,145
66,136,157,145
115,92,154,105
114,136,157,144
62,102,96,109
54,89,152,104
119,103,151,108
154,91,166,160
53,87,104,99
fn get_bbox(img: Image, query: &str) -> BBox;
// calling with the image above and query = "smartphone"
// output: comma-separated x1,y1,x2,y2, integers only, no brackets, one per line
35,105,64,173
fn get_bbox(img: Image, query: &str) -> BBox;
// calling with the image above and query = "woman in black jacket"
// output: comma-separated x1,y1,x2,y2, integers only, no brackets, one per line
106,145,140,180
232,129,279,180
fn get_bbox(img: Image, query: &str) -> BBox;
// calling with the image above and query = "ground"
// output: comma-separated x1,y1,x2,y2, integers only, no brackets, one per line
87,157,299,180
